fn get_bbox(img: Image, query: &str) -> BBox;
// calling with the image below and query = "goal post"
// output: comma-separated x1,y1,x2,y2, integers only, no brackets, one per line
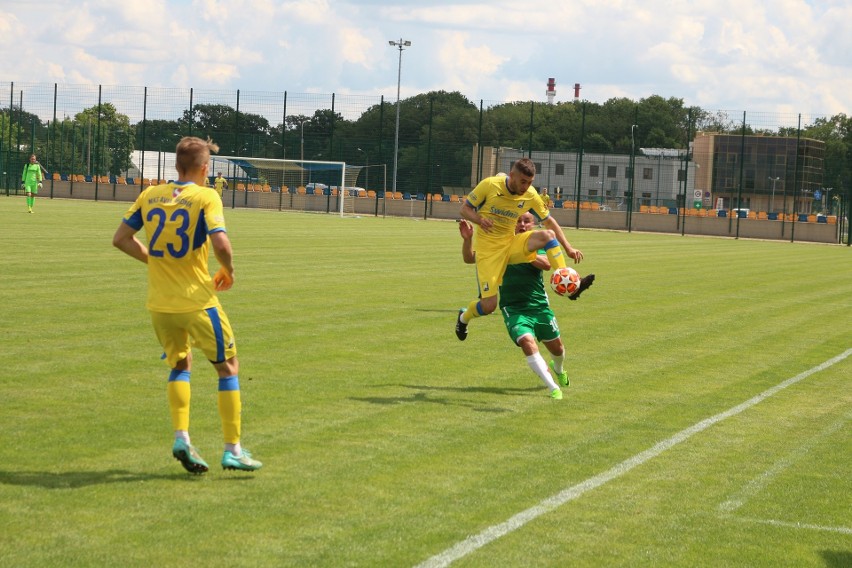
210,155,350,216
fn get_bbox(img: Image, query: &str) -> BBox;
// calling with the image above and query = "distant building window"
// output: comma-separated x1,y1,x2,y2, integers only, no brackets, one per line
643,168,653,180
677,169,686,181
534,162,542,173
607,166,617,178
590,165,599,177
555,163,565,175
589,189,599,197
625,167,631,178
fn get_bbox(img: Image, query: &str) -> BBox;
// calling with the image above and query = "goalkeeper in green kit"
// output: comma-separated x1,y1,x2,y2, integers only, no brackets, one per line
22,154,44,213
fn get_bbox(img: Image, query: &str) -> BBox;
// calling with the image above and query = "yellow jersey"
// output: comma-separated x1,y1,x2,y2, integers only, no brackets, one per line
122,182,227,313
465,175,549,254
214,176,227,196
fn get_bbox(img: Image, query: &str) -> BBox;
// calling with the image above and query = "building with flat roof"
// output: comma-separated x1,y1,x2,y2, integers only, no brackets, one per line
692,132,825,214
474,145,698,210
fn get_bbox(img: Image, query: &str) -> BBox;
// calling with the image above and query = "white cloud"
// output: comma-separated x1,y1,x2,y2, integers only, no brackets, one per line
1,0,850,117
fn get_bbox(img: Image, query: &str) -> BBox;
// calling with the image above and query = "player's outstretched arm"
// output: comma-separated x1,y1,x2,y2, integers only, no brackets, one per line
458,219,476,264
210,231,235,291
460,201,493,232
542,216,583,263
112,222,149,264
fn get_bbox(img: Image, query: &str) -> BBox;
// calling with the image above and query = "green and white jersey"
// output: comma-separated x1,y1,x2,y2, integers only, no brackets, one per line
499,258,550,315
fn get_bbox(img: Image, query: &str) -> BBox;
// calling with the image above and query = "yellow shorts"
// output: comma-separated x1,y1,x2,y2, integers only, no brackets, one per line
476,231,536,298
151,305,237,367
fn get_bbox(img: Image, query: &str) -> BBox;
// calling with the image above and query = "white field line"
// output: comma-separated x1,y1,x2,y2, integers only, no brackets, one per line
415,348,852,568
718,411,850,513
734,517,852,535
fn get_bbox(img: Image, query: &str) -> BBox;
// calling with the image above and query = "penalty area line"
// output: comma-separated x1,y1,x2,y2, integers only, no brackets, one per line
415,348,852,568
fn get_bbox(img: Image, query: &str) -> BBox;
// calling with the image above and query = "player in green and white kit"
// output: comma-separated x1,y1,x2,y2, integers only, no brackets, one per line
459,213,593,399
22,154,44,213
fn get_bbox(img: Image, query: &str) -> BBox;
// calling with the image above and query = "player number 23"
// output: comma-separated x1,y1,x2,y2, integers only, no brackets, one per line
147,207,190,258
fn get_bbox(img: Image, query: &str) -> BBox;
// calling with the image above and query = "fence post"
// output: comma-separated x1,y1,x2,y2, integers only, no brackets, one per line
790,114,803,243
574,102,585,229
846,184,852,246
424,96,433,220
731,111,746,238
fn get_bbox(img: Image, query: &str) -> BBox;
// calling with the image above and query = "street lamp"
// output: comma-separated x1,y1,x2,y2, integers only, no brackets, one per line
768,176,780,213
357,147,369,190
629,124,638,210
388,38,411,197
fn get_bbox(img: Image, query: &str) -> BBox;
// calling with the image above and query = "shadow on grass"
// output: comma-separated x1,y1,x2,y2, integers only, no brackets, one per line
0,469,199,489
350,383,542,413
821,550,852,568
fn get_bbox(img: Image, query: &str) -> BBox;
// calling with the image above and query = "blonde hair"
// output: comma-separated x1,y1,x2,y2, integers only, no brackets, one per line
175,136,219,174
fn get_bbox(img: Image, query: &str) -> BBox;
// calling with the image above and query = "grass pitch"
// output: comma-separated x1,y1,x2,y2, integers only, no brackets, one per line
1,197,850,567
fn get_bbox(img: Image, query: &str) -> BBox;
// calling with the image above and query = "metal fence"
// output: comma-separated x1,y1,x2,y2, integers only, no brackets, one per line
2,81,850,245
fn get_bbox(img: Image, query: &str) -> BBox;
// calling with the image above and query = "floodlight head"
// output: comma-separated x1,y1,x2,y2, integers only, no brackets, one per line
403,41,411,46
388,40,395,45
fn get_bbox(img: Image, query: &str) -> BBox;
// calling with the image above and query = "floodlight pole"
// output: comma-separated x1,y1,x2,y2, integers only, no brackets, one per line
388,38,411,197
627,124,638,232
768,176,780,213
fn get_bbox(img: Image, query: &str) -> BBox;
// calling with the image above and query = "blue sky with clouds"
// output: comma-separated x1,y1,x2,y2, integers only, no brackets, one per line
3,0,850,116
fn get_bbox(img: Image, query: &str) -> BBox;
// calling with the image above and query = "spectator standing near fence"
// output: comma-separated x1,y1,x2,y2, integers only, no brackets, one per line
22,154,43,213
112,136,262,475
214,172,228,197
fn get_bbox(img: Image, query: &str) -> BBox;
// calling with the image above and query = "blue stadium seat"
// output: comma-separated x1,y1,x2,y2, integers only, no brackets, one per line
403,192,412,200
416,192,425,200
442,194,450,202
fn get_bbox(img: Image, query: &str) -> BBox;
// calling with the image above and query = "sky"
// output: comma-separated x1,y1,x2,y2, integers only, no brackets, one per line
2,0,851,118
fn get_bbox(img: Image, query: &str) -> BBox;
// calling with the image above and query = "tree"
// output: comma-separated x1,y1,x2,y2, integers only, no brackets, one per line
75,103,134,176
136,119,181,152
179,103,273,156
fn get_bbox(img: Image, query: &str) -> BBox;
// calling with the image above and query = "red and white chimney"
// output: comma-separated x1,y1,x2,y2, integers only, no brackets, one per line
546,78,556,105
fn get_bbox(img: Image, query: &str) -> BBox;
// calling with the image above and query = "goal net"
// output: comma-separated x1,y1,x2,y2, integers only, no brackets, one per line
210,155,355,215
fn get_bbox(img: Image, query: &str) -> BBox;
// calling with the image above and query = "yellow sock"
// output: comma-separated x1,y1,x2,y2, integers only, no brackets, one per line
544,239,567,270
167,371,191,431
218,376,242,444
461,299,490,324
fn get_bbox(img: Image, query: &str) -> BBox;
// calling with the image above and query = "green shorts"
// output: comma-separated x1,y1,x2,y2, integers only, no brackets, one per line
502,308,560,345
24,182,39,194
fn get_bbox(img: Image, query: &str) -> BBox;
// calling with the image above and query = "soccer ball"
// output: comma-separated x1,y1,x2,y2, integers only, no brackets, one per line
550,266,581,296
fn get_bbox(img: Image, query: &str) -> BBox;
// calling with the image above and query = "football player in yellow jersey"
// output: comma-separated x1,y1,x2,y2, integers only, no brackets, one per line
455,158,589,341
112,136,262,474
214,172,228,197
